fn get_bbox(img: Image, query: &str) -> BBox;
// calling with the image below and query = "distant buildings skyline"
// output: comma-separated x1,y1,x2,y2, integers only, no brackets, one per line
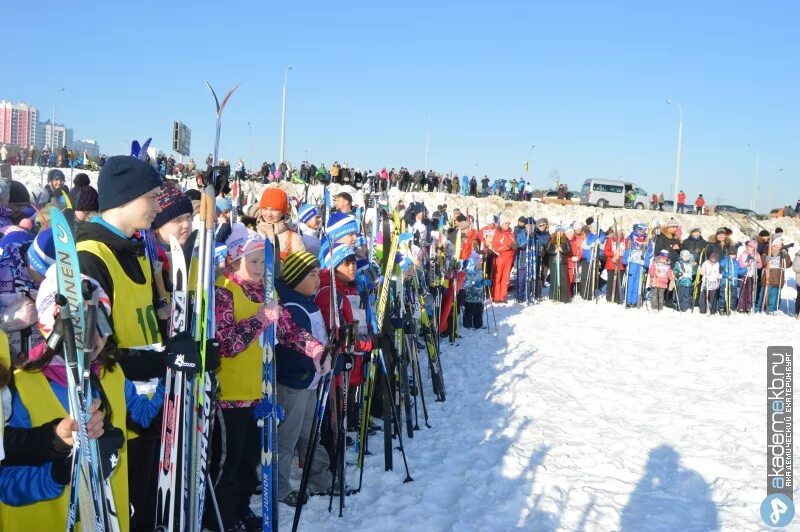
0,99,99,156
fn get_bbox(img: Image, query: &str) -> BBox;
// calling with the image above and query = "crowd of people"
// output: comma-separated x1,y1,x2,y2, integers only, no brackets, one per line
0,151,798,531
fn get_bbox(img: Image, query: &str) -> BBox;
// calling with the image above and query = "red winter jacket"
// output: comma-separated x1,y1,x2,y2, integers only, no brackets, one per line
604,236,627,270
491,227,516,262
316,270,372,386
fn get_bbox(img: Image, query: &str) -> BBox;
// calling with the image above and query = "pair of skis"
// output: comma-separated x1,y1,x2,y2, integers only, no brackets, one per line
51,207,121,532
154,81,238,532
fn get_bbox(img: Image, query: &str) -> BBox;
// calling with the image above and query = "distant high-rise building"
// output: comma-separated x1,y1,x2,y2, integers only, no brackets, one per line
0,100,39,148
37,120,73,150
72,139,101,159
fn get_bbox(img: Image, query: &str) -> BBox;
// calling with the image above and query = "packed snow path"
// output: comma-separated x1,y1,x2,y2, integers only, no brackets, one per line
277,299,799,531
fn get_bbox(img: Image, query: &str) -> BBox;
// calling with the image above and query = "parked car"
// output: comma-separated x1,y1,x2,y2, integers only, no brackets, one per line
579,179,648,209
712,204,743,214
541,190,579,205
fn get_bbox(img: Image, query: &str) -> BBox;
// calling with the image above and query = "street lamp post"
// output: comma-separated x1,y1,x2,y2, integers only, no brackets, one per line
51,87,65,162
747,144,759,212
526,144,535,175
424,114,430,172
666,100,683,214
247,121,253,173
279,66,292,164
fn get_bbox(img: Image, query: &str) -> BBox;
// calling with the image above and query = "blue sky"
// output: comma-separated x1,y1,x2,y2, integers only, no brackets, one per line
5,1,798,211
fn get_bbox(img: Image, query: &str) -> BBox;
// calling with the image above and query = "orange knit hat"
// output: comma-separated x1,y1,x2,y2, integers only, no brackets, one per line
259,188,289,214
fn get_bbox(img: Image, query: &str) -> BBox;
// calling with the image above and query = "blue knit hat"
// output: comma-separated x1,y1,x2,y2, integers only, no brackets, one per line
325,212,358,243
216,197,233,213
298,204,319,224
0,230,34,261
97,155,163,211
323,242,355,270
26,228,55,276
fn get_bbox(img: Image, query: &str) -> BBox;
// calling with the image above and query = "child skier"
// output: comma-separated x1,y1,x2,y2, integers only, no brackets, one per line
672,250,696,312
718,250,740,315
622,224,652,308
755,239,792,314
604,225,626,304
211,223,280,529
462,251,485,329
545,225,572,303
275,251,333,507
736,240,762,313
699,252,722,315
648,249,674,311
0,272,163,530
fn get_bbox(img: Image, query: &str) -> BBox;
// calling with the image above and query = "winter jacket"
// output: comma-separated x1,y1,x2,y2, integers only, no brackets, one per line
737,247,762,278
480,224,498,252
275,281,327,390
719,255,740,281
492,227,517,262
673,259,696,287
545,235,572,267
316,271,372,386
704,238,735,261
760,251,792,286
700,260,721,290
581,231,606,262
648,256,674,288
603,236,626,270
513,226,529,249
680,235,706,262
534,229,551,257
568,234,585,267
3,368,162,507
76,219,166,381
793,251,800,283
654,232,680,264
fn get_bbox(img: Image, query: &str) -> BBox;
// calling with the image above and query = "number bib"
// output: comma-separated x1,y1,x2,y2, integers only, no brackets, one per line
77,240,163,350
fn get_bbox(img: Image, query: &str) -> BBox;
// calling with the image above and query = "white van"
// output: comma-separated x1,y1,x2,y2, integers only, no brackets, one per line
579,179,648,209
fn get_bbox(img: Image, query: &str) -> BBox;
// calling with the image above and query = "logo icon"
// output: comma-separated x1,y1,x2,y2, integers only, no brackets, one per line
761,494,794,528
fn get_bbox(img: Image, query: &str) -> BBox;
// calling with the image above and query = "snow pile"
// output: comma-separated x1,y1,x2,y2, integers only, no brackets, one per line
10,164,800,245
279,299,799,531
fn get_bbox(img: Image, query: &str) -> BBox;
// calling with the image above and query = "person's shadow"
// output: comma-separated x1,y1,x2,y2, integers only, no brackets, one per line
621,445,719,532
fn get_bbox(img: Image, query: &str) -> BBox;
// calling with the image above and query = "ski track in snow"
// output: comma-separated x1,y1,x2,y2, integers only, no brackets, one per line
268,290,799,532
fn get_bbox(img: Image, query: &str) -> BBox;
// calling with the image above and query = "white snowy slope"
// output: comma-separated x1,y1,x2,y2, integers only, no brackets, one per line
280,296,799,532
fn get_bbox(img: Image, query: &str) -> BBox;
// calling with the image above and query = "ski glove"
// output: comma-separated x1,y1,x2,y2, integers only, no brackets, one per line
165,331,202,375
201,339,221,372
49,426,124,484
97,426,124,479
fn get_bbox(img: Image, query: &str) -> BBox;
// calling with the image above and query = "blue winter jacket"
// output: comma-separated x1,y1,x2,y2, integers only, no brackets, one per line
1,376,163,506
514,226,529,248
581,232,607,261
534,229,551,255
275,281,325,390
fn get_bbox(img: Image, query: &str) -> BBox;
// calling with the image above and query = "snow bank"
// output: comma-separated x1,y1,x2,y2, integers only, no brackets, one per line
279,299,799,531
10,164,799,246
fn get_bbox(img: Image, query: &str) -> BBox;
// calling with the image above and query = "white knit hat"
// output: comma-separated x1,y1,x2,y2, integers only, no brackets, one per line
225,223,265,262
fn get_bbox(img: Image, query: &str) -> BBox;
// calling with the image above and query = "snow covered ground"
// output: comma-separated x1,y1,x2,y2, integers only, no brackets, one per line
279,296,799,532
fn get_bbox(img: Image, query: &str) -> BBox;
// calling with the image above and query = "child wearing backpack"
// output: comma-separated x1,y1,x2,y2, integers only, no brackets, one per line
699,252,721,315
648,249,674,311
672,250,696,312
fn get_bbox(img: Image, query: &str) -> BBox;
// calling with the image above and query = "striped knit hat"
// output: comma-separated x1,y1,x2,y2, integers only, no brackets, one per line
325,212,358,243
283,250,320,288
323,243,356,270
298,204,320,224
26,228,55,276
